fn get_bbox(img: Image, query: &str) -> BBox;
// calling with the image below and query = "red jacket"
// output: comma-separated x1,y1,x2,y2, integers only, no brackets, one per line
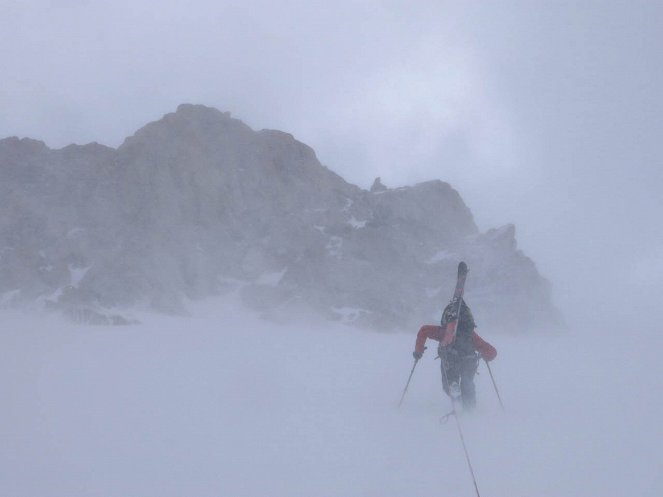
414,325,497,361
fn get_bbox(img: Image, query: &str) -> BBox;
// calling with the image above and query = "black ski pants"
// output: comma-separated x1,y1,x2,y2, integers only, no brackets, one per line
440,348,479,410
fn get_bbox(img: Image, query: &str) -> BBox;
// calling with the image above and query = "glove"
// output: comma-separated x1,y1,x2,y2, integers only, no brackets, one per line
482,353,495,362
412,346,426,360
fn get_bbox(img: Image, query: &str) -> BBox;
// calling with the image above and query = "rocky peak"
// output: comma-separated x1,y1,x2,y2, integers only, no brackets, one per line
370,177,388,193
175,102,232,119
0,104,560,331
0,136,48,149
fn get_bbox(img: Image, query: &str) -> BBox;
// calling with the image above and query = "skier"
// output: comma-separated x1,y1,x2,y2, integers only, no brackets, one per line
412,299,496,410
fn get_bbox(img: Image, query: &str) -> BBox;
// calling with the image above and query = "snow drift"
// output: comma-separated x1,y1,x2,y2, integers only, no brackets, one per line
0,302,659,496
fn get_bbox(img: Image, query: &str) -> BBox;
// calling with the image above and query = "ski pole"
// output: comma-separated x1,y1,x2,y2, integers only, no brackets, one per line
484,359,504,411
398,359,419,407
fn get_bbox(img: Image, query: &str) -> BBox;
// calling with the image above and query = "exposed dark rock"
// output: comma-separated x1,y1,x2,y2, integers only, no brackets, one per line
370,177,388,193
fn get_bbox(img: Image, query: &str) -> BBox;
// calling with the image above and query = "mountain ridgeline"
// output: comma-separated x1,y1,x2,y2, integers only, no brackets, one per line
0,104,559,330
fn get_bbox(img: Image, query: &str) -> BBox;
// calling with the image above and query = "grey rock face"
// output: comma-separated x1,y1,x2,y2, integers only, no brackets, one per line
0,104,560,330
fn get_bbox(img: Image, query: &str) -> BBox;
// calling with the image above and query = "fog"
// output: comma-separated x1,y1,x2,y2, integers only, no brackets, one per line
3,1,662,322
1,1,662,495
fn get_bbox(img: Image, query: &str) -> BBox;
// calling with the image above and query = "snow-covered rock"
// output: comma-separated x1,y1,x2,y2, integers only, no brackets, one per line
0,104,560,330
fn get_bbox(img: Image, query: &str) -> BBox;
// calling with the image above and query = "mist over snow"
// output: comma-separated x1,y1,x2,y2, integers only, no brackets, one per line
1,300,661,496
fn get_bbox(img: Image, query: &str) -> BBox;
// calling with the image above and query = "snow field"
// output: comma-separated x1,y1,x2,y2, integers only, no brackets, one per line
0,300,661,497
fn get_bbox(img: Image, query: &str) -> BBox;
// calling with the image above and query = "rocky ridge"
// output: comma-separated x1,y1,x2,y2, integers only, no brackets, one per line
0,104,559,330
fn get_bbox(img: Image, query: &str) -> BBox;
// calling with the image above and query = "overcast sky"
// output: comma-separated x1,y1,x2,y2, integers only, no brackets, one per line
2,0,662,324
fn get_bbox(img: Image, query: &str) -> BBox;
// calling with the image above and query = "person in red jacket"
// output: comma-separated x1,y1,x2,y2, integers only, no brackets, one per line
413,299,496,410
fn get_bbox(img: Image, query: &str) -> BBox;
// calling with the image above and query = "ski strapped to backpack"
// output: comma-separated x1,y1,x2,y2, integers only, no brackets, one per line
441,261,468,346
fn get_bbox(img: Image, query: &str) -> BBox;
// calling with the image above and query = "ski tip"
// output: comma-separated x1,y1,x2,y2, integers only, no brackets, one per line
458,261,468,275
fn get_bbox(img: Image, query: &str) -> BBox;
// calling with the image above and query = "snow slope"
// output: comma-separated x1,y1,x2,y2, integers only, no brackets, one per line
0,300,661,497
